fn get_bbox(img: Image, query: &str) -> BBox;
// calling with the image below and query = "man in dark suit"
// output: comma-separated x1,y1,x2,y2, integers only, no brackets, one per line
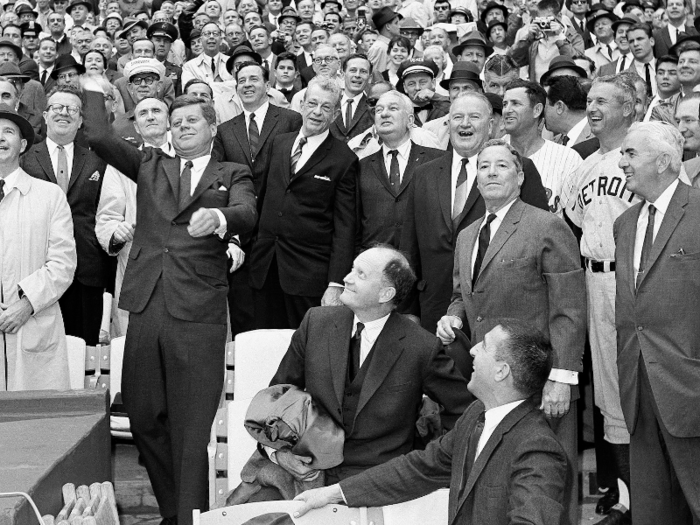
81,80,257,525
652,0,697,58
437,139,586,525
614,122,700,525
358,90,442,251
21,85,112,346
329,53,374,143
212,61,302,336
294,319,569,525
269,245,473,487
400,92,548,334
249,77,359,329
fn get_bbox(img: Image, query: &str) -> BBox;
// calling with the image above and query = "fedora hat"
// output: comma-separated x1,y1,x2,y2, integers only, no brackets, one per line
50,53,86,79
279,6,302,23
480,1,508,24
225,44,262,73
540,55,588,84
66,0,93,13
0,103,34,150
0,61,30,81
372,7,401,30
439,61,482,90
586,6,618,33
452,30,493,57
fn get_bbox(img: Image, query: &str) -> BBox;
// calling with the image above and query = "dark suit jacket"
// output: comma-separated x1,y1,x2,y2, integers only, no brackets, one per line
270,306,474,480
249,131,359,297
653,24,698,59
614,182,700,438
82,90,258,324
163,60,183,97
358,142,443,250
570,15,594,49
21,139,113,289
447,199,586,373
19,53,39,81
42,74,57,96
399,152,549,333
329,94,374,143
211,103,303,213
340,399,569,525
413,95,451,127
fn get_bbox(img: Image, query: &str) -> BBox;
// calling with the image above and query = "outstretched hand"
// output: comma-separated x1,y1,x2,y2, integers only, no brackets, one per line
293,485,344,518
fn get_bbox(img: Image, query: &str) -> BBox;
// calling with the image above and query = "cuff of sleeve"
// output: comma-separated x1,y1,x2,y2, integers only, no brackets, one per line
338,484,348,505
263,445,278,465
328,282,344,288
548,368,578,385
213,208,227,238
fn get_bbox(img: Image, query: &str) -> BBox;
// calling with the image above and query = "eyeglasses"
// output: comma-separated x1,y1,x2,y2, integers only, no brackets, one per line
201,31,221,38
130,76,158,85
57,71,78,81
47,103,80,115
312,56,339,64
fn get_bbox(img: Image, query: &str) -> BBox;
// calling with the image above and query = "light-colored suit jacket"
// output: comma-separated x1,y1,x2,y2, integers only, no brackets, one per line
614,182,700,438
0,169,77,390
447,198,586,372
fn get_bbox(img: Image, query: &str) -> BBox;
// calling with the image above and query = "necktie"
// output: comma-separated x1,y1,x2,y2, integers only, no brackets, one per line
56,144,69,193
0,178,5,203
465,411,485,467
248,113,259,160
345,98,354,128
637,204,656,288
40,69,47,85
290,136,307,173
388,150,400,188
606,44,613,61
349,322,365,381
473,213,497,284
561,134,570,146
619,55,626,72
644,63,653,97
452,158,468,220
179,160,193,209
210,57,216,76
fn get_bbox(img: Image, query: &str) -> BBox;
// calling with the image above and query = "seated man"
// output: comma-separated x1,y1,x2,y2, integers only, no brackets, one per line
266,245,473,494
295,320,570,525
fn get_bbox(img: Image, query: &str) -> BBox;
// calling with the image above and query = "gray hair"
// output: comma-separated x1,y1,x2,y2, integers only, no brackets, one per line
628,121,684,174
312,43,339,58
376,90,413,118
450,91,494,117
305,76,342,109
479,138,523,173
592,74,636,109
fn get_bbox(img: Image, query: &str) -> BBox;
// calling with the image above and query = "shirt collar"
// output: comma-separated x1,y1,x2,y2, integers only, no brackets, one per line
182,154,211,172
244,101,270,122
451,151,478,173
484,399,525,431
646,178,679,215
1,167,23,193
487,196,517,221
382,137,411,159
46,137,74,155
298,129,329,148
352,312,391,339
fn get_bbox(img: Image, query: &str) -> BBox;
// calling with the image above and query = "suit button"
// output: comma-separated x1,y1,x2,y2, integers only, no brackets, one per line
275,236,279,241
476,316,483,322
286,189,291,194
163,248,169,253
171,221,176,225
277,212,283,217
637,326,643,331
395,197,399,202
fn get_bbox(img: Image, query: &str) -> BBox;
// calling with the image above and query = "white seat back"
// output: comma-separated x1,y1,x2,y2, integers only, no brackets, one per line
233,329,294,400
383,489,449,525
109,336,126,405
66,335,86,389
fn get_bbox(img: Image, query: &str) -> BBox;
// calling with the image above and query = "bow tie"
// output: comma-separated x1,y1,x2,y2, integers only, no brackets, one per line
415,103,433,113
278,88,292,94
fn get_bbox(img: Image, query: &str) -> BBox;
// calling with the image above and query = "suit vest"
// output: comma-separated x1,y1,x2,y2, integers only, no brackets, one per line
342,341,377,432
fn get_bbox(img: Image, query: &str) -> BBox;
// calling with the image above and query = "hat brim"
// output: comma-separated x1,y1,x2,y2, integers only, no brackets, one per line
0,40,23,61
66,1,93,13
279,13,302,23
540,63,588,84
226,50,263,73
452,39,494,57
480,4,508,24
0,71,30,81
119,20,148,39
0,109,34,150
669,34,700,56
439,75,482,90
585,12,618,33
50,62,86,79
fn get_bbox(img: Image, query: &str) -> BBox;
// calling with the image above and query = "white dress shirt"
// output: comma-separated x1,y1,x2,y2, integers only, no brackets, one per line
46,138,74,181
291,130,328,173
351,313,391,367
667,22,686,46
243,101,270,142
565,116,588,146
634,178,679,276
180,155,227,236
475,399,525,459
382,138,411,184
451,152,478,210
341,93,361,128
633,58,656,97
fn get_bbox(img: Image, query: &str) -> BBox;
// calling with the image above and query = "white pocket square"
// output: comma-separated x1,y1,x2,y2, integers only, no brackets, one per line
314,175,331,182
218,185,227,191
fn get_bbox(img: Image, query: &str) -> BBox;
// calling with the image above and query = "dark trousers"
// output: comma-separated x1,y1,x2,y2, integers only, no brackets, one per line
547,398,579,525
122,279,227,525
227,257,254,337
630,358,700,525
253,257,321,329
59,280,104,346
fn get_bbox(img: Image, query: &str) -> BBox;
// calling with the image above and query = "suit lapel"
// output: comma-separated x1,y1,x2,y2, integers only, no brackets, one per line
68,146,87,193
638,184,688,289
437,154,454,230
462,221,480,293
621,205,640,298
477,199,524,280
179,159,224,212
370,151,395,197
329,311,354,409
257,106,279,154
354,312,406,423
280,133,296,187
347,96,368,134
35,142,57,183
294,133,332,179
232,117,253,164
163,156,182,204
397,142,419,195
455,176,481,232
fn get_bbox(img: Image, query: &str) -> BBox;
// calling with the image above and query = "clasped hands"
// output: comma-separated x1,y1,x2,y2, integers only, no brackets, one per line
0,296,33,334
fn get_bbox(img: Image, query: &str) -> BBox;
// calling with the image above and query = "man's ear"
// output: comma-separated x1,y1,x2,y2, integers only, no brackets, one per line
378,285,396,305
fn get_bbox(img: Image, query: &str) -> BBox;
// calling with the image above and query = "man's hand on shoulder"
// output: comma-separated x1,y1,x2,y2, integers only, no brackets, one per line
188,208,220,237
321,286,344,306
275,448,318,481
540,380,571,419
436,315,463,345
293,484,344,517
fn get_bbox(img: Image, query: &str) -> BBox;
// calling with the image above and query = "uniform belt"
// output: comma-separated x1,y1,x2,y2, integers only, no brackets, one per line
585,258,616,272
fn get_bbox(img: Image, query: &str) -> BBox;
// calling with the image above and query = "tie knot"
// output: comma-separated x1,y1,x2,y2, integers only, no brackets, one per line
299,136,307,147
250,113,256,120
486,213,497,224
389,149,398,158
347,99,353,105
0,179,5,190
461,158,468,168
57,145,64,151
355,322,365,338
648,204,656,216
184,160,193,170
